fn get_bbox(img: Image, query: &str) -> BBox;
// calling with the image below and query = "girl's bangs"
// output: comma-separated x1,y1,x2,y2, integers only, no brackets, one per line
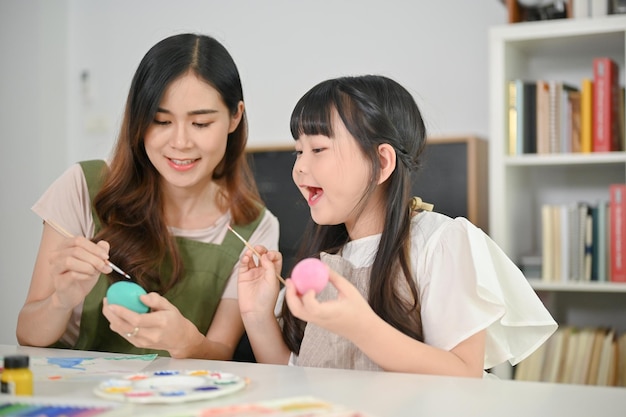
290,91,336,139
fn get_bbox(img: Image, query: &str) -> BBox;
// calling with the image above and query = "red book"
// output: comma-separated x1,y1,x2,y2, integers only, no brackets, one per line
592,58,620,152
609,184,626,282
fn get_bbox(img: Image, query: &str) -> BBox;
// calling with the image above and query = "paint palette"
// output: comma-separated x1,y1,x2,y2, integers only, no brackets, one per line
93,369,246,404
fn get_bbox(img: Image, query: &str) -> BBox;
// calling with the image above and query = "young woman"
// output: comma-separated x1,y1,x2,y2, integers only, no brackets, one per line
237,75,556,376
17,33,279,359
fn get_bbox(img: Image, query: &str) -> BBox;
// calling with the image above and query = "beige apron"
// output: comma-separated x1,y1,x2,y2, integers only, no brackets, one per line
55,160,262,356
295,252,383,371
295,198,430,370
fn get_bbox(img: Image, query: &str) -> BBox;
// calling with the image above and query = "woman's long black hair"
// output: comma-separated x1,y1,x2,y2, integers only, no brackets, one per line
93,33,261,292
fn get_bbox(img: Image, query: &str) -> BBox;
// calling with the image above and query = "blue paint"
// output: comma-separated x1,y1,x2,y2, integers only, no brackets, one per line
153,370,179,376
46,357,93,370
160,390,186,396
195,386,218,391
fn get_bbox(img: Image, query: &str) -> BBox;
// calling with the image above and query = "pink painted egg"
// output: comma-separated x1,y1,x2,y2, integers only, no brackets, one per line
291,258,329,295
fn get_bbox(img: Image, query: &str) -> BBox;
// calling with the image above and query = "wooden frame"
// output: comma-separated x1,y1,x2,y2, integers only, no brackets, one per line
425,136,489,232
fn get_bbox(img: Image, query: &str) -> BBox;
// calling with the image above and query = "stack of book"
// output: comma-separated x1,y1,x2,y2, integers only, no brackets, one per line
540,184,626,283
515,326,626,387
507,57,624,156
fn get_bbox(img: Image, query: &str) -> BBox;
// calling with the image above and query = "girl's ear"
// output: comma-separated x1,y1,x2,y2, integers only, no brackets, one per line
377,143,397,184
228,101,245,133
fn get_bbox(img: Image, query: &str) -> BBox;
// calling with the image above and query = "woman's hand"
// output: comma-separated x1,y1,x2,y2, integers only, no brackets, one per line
17,224,114,347
103,293,204,356
284,268,375,342
50,236,113,309
237,247,282,317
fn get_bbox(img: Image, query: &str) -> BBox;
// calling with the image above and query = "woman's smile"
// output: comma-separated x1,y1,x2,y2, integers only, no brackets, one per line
167,157,200,172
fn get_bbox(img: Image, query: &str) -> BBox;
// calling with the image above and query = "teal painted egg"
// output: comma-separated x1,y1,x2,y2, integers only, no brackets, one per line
106,281,149,314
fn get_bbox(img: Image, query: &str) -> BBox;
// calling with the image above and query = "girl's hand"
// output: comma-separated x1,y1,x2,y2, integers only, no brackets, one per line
103,293,201,355
237,247,282,317
284,268,375,341
50,236,113,309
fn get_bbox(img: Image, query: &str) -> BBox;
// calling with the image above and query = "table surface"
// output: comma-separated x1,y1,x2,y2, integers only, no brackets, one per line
1,344,625,417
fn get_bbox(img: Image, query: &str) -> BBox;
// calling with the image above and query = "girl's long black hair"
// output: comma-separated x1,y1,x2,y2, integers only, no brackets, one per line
282,75,427,353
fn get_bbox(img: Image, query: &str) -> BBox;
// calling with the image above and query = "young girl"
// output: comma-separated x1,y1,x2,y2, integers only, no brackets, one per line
17,33,279,360
237,75,556,377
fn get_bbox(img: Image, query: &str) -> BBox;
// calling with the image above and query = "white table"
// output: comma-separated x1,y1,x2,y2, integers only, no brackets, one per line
1,345,625,416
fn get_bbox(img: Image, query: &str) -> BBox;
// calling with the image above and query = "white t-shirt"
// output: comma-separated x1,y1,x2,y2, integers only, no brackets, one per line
289,211,557,370
32,163,280,346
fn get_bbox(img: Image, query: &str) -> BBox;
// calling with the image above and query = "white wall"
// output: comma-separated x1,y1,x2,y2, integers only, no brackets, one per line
0,0,69,344
0,0,507,344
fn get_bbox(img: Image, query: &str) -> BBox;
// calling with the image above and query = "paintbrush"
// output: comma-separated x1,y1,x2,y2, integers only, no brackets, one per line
227,225,285,285
45,218,132,280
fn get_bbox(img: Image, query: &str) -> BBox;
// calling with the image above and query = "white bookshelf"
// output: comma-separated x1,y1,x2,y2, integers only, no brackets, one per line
488,15,626,380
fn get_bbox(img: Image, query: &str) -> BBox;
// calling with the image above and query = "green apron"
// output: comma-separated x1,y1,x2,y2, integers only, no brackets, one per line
62,160,262,356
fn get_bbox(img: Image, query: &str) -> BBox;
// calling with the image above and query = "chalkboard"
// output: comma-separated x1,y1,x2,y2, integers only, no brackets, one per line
247,149,311,274
247,136,487,274
413,142,468,220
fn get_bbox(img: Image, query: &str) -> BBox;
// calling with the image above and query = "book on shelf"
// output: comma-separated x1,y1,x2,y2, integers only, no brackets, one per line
548,81,579,153
586,328,608,386
592,200,610,282
569,90,582,153
541,204,563,282
541,202,595,282
556,327,573,383
571,328,596,385
514,337,547,382
609,184,626,282
575,203,593,282
508,80,518,156
592,57,621,152
541,204,555,280
567,204,578,281
561,204,570,281
536,80,551,154
560,327,580,383
534,80,580,154
510,70,626,155
596,329,618,386
541,327,565,383
515,326,625,386
549,80,558,152
580,78,593,152
553,205,563,281
508,79,537,155
619,333,626,387
522,81,537,154
600,200,610,282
